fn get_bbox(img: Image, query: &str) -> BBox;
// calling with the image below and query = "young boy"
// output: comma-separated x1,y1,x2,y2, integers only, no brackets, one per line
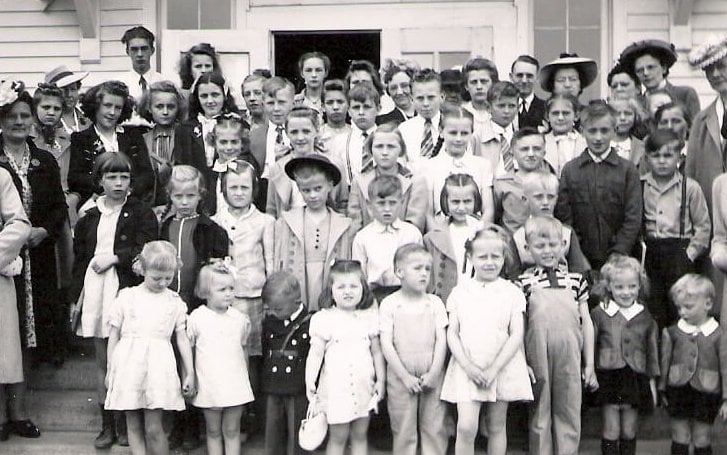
261,271,313,455
379,244,448,455
642,130,710,330
352,175,423,301
659,274,727,455
250,77,295,184
493,127,551,234
400,69,444,165
274,154,353,311
242,73,269,129
477,81,520,177
554,103,643,272
511,172,590,275
346,124,428,233
334,81,380,186
517,215,596,455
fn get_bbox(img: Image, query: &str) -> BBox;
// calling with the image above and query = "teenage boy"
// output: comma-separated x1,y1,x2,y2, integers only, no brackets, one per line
510,55,546,129
120,26,167,102
336,82,380,186
242,73,270,129
400,69,444,165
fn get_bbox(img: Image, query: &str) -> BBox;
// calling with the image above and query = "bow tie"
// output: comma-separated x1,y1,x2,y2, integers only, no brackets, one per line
212,160,238,173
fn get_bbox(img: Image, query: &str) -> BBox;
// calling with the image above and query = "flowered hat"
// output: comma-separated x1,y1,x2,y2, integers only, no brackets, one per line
689,34,727,69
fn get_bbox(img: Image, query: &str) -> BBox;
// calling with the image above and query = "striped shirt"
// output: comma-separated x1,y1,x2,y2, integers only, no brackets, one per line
516,266,589,306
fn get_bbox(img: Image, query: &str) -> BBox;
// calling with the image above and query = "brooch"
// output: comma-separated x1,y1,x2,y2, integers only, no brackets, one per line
193,126,202,138
30,158,40,168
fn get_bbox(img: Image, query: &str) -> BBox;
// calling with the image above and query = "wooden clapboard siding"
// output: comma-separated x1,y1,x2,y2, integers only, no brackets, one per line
0,0,150,90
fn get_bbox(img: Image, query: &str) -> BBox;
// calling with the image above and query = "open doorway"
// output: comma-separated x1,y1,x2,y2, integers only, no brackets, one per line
273,31,381,91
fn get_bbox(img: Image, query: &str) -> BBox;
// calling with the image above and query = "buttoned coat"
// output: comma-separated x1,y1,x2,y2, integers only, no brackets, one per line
686,98,724,212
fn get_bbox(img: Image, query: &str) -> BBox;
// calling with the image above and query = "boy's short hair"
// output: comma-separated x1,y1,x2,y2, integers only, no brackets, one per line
367,174,402,200
644,129,680,155
322,79,347,103
511,54,540,72
511,126,544,148
393,243,431,269
670,273,715,305
463,57,499,81
347,81,380,107
580,102,616,128
261,270,302,304
487,81,519,104
411,68,441,89
93,151,133,184
521,171,559,196
242,73,269,89
262,76,295,98
524,215,563,243
121,26,154,47
298,51,331,74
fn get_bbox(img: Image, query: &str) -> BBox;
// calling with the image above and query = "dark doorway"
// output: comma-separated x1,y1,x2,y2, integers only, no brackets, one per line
273,31,381,91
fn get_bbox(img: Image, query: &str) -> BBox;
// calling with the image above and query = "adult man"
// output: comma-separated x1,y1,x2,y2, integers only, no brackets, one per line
510,55,546,129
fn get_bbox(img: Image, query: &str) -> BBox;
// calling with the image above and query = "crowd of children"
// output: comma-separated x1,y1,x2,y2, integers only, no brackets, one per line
3,24,727,455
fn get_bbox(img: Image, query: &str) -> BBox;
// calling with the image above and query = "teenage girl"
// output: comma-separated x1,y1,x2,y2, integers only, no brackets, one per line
294,51,330,119
590,255,659,455
71,152,158,449
105,241,195,455
305,260,386,455
212,158,274,433
189,262,255,455
137,80,187,209
440,228,532,455
542,93,586,177
347,123,428,232
266,106,347,217
178,42,222,96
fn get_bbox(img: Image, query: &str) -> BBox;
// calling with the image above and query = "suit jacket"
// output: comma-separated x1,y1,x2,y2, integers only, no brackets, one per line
248,122,270,210
686,98,724,212
376,108,408,127
518,95,547,130
68,126,154,204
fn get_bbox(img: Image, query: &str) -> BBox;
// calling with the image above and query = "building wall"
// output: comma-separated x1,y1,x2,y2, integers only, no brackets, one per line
0,0,154,88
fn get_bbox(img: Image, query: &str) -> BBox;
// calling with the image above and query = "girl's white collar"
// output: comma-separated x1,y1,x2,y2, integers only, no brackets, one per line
678,317,718,336
600,300,643,321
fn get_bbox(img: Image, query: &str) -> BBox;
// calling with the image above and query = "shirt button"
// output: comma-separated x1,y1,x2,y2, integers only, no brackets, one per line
288,355,294,360
285,366,292,373
292,339,297,345
272,366,278,373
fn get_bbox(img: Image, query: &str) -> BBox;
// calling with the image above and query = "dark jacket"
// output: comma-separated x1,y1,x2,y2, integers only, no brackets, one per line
518,95,547,130
68,126,154,204
554,148,643,270
376,108,409,127
70,196,158,304
262,308,311,395
160,214,229,311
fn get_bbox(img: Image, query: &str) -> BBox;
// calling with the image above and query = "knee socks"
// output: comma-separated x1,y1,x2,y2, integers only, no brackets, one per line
601,438,618,455
671,441,689,455
619,438,636,455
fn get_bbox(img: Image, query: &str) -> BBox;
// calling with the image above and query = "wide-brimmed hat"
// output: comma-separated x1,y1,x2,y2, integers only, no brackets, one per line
284,154,342,186
619,40,677,73
539,53,598,92
44,65,88,88
689,34,727,69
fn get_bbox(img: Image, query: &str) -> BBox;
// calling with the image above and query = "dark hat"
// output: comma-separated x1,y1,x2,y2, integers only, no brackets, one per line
539,53,598,92
619,40,677,72
284,154,342,186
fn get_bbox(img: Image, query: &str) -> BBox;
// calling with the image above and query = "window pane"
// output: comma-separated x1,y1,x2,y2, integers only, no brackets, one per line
569,28,601,99
534,0,566,27
569,0,600,27
201,0,232,29
440,52,471,70
168,0,198,29
403,52,435,70
534,29,567,64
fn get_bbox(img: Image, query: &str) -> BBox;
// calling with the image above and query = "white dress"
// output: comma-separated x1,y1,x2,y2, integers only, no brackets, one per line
105,286,188,411
310,306,379,424
188,305,255,408
440,277,533,403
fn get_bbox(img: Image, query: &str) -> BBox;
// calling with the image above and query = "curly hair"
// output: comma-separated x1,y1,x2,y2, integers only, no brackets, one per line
596,253,650,304
188,72,239,119
33,83,65,143
318,260,375,310
80,80,134,125
179,43,221,90
137,80,186,124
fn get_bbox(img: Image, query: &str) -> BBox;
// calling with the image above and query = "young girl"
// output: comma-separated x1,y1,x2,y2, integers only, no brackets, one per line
609,98,645,167
418,105,495,226
212,158,274,432
590,255,659,455
305,260,386,455
160,164,228,449
71,152,158,449
175,72,241,203
189,262,254,455
659,274,727,455
266,106,347,217
208,114,252,215
542,93,586,177
440,228,532,455
104,241,194,455
137,81,187,210
68,80,154,206
347,124,428,232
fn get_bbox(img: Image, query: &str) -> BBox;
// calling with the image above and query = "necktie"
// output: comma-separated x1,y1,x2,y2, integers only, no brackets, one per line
519,98,527,115
500,133,514,172
139,76,147,93
421,119,434,158
275,125,285,145
361,131,374,174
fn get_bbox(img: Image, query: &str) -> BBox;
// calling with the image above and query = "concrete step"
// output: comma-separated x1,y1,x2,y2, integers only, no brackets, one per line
27,355,97,391
24,390,100,432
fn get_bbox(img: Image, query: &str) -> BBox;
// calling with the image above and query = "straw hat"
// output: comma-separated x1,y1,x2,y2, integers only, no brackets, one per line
619,40,678,73
688,34,727,69
539,53,598,92
44,65,88,88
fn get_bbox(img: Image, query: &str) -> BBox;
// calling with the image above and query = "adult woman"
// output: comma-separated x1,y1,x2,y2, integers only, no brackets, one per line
0,163,32,442
539,53,598,101
607,63,650,139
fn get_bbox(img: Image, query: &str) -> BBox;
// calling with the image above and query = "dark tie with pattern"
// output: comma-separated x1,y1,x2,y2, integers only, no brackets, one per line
421,119,434,158
361,131,373,174
139,76,147,93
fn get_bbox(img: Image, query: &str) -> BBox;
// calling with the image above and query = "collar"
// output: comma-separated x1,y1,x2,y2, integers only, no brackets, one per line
134,68,155,79
584,148,618,165
212,158,236,173
678,317,719,336
440,151,470,168
353,124,376,137
283,303,305,326
153,126,174,139
219,204,257,223
268,120,285,131
532,264,569,276
375,162,412,178
96,195,126,215
643,171,681,191
552,130,580,141
612,137,632,152
421,111,441,127
601,300,644,320
197,114,218,129
521,93,535,107
94,126,120,152
491,121,513,140
371,218,402,233
644,79,668,94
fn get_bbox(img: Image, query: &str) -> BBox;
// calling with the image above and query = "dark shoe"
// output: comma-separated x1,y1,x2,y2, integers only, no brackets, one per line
94,426,116,449
0,422,9,441
9,420,40,438
115,411,128,446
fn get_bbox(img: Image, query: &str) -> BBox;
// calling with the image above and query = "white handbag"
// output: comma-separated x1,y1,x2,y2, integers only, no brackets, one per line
0,255,22,277
298,396,327,451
